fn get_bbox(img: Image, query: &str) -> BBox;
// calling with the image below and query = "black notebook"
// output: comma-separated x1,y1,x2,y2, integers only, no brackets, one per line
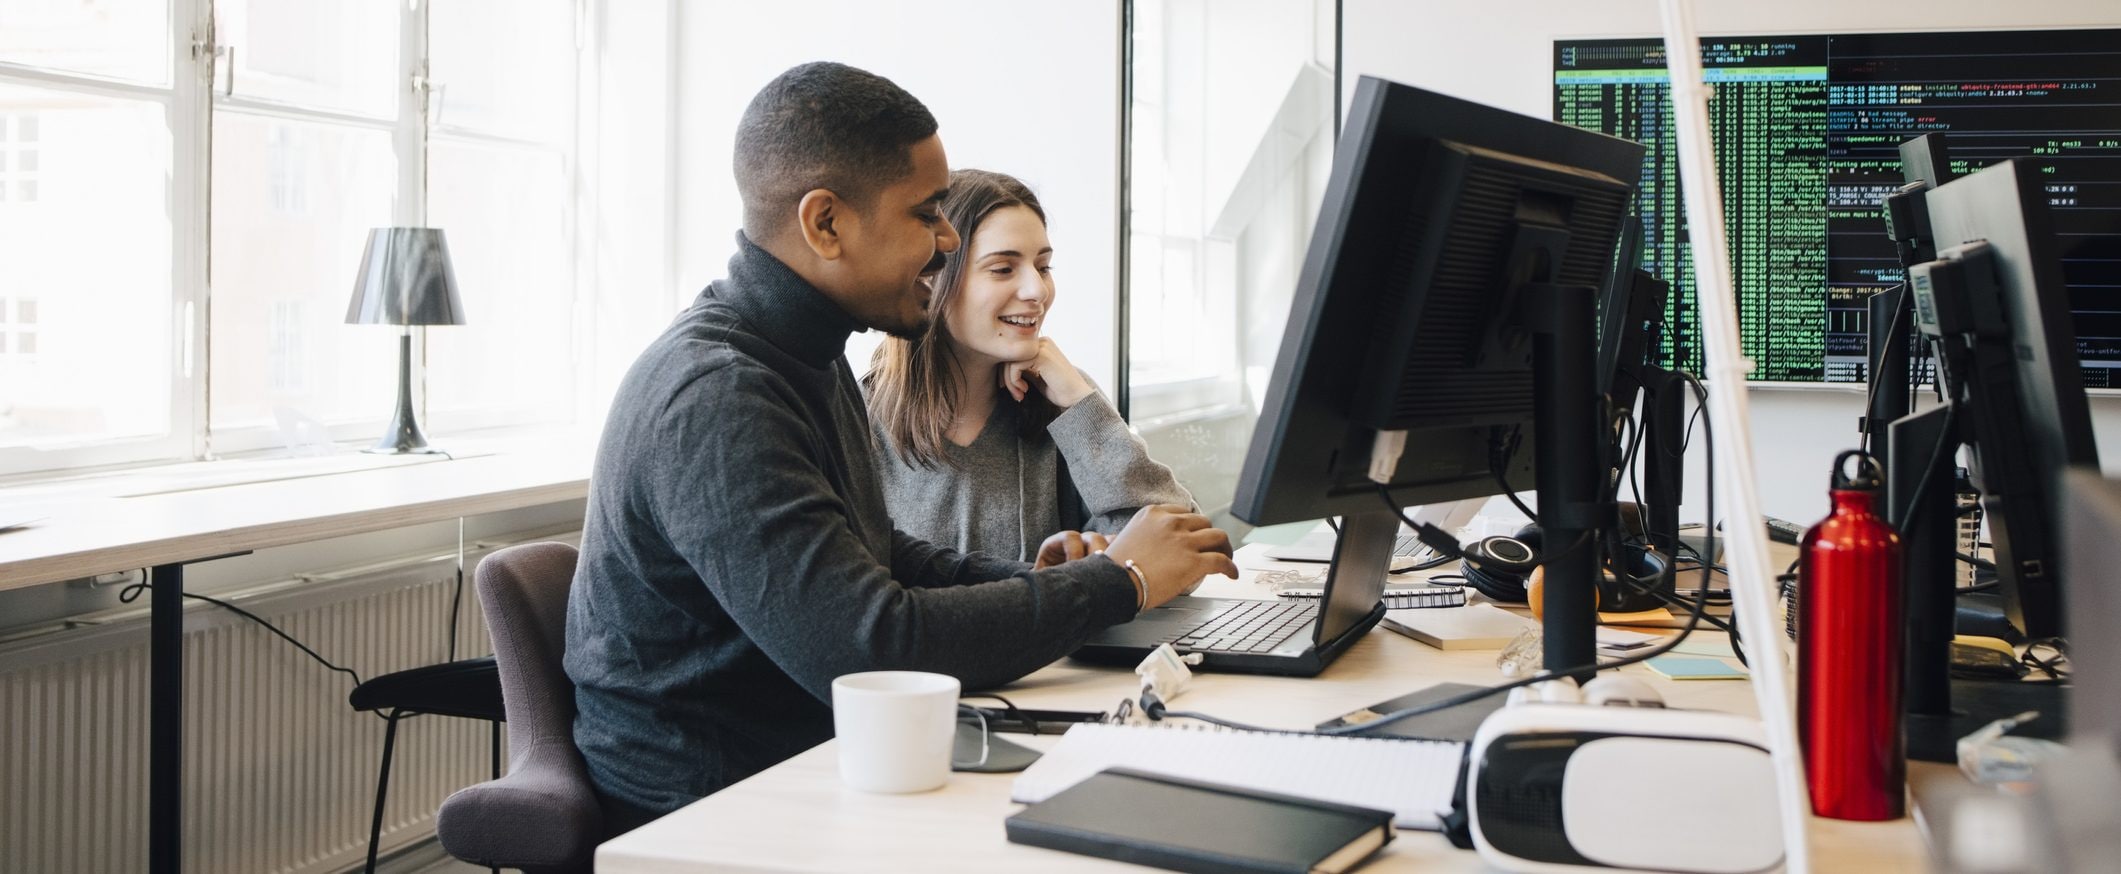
1006,767,1394,874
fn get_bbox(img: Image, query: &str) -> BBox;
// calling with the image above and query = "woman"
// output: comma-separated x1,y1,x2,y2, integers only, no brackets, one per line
865,169,1193,562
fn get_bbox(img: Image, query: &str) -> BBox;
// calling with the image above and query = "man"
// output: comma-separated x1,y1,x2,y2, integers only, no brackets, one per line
566,61,1239,834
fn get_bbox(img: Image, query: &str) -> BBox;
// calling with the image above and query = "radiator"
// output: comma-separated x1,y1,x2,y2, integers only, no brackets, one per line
0,537,569,873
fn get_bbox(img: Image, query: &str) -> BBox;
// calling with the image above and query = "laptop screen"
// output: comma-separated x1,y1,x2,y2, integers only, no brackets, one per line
1313,522,1394,643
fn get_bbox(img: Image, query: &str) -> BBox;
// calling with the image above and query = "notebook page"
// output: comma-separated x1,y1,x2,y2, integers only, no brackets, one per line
1010,723,1465,830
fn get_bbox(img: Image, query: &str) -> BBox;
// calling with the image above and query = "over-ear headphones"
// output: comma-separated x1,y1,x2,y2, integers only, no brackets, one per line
1458,523,1673,610
1460,524,1544,602
1599,541,1674,613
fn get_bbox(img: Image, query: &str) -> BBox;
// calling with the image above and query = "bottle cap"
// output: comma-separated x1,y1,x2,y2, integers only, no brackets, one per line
1832,450,1885,492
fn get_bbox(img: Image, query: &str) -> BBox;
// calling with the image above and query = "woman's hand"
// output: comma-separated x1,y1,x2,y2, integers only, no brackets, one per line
1034,530,1111,569
1001,337,1095,408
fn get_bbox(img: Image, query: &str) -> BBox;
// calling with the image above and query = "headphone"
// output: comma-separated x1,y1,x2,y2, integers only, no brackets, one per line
1458,524,1545,603
1456,523,1672,610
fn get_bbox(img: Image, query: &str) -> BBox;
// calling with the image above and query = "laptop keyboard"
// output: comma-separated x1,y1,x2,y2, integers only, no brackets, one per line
1392,534,1426,557
1168,600,1318,654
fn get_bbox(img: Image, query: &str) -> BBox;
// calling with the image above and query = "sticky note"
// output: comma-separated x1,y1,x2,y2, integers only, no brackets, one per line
1647,656,1748,680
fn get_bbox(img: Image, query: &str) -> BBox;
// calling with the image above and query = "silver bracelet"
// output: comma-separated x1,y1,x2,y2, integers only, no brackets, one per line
1121,559,1149,613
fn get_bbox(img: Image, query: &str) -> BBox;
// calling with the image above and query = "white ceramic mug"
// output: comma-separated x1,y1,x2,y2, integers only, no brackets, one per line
831,671,961,793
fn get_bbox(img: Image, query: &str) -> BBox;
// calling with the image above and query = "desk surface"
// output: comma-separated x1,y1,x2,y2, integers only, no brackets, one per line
0,445,592,591
596,559,1930,873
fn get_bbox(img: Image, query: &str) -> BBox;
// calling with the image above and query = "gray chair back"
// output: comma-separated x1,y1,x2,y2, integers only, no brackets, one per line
436,542,601,873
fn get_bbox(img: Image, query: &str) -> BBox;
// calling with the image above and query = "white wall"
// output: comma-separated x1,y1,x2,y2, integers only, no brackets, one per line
672,1,1121,389
1345,0,2121,524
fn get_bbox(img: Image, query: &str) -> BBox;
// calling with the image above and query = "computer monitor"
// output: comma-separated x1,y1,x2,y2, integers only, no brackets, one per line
1897,156,2098,759
1911,157,2099,638
1234,76,1643,673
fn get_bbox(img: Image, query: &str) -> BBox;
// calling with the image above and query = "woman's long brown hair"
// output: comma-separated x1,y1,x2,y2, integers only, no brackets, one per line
866,169,1054,469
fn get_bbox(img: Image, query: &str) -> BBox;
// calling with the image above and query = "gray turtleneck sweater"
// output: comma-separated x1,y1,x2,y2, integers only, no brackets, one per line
871,390,1194,563
565,234,1139,821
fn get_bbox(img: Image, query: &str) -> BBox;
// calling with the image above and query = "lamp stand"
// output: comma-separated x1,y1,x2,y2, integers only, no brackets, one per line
368,330,442,455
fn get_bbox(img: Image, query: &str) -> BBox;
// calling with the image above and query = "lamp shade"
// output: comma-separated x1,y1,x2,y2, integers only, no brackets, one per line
346,227,466,326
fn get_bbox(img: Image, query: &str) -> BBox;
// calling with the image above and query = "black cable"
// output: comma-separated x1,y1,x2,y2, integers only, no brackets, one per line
1152,373,1734,738
2020,638,2069,680
1394,553,1456,574
447,562,464,663
1149,572,1714,736
1619,407,1648,513
1491,466,1540,524
119,576,368,692
1889,406,1958,532
1956,552,1996,571
1489,427,1540,523
1148,407,1722,738
1674,373,1742,668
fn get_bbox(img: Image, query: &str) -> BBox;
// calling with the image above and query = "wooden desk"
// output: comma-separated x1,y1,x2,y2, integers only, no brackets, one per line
595,566,1929,873
0,446,592,874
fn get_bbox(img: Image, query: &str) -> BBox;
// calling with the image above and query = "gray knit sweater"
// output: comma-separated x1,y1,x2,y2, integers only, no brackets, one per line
871,390,1194,562
564,234,1140,820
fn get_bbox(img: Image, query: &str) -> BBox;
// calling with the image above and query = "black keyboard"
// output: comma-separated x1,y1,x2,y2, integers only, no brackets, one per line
1168,600,1317,654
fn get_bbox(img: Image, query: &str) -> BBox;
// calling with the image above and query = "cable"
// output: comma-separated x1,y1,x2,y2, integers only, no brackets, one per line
120,575,368,692
1149,571,1713,735
1149,400,1722,738
448,518,465,662
1672,373,1743,668
1393,552,1457,575
1489,427,1540,523
1888,405,1958,532
1155,373,1732,738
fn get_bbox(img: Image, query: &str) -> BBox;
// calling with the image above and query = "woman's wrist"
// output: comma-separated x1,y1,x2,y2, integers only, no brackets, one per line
1044,374,1093,408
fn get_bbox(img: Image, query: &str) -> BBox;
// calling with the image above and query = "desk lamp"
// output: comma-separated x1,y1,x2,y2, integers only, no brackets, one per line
345,227,465,454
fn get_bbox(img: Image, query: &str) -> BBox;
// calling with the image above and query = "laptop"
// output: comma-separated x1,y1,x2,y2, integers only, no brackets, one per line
1264,500,1483,563
1071,553,1390,677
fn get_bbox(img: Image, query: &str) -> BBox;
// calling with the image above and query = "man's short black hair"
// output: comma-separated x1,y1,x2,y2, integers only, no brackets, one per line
735,62,939,240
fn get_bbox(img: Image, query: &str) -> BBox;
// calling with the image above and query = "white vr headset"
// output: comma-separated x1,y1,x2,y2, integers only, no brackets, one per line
1466,701,1785,874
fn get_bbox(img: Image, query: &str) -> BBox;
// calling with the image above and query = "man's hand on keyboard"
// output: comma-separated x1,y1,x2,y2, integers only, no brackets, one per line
1104,504,1240,609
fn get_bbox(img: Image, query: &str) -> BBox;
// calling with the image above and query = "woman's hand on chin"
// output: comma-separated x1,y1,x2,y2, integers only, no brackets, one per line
1001,337,1095,408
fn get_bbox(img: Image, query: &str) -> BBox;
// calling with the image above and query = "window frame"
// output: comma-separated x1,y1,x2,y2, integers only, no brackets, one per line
0,0,588,475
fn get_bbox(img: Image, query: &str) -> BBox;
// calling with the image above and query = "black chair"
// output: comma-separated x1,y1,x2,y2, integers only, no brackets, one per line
349,655,506,873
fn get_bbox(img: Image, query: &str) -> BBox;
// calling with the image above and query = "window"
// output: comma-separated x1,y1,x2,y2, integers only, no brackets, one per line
423,0,580,432
1123,0,1338,525
265,299,306,394
0,84,174,460
0,0,586,474
0,113,40,203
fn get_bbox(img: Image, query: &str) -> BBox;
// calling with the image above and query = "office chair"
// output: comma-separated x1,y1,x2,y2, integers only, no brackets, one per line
348,653,505,872
435,542,602,873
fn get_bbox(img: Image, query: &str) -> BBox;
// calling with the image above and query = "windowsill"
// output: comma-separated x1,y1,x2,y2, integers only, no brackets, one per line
0,427,598,592
0,425,600,510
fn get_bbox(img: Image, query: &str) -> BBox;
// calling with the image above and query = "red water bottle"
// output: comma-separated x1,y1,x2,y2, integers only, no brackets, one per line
1799,450,1905,820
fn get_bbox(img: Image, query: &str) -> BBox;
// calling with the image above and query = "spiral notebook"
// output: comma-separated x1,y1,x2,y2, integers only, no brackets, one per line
1010,722,1465,830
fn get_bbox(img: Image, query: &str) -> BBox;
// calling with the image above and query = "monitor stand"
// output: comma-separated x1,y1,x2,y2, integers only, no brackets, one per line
1891,404,2072,761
